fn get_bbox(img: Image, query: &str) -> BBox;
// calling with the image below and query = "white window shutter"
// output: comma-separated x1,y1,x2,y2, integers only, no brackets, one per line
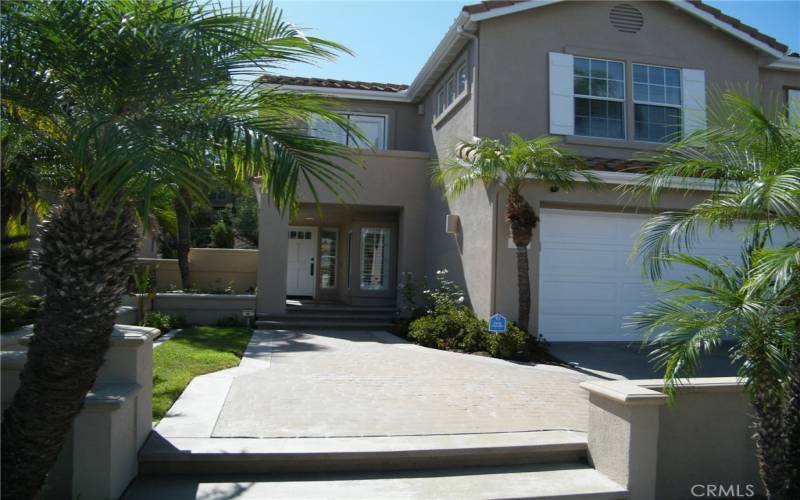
681,69,706,137
549,52,574,135
788,89,800,127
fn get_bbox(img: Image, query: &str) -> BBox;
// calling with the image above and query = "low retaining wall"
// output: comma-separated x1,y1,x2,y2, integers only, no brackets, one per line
581,377,761,500
1,324,158,499
138,247,258,293
151,293,256,325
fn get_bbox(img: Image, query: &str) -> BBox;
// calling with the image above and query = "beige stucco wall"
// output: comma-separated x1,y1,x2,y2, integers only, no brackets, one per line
758,67,800,110
414,41,501,317
493,181,714,328
477,0,771,159
139,248,258,293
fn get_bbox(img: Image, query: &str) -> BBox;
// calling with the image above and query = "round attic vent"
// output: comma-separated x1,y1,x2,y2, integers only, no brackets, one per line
609,3,644,34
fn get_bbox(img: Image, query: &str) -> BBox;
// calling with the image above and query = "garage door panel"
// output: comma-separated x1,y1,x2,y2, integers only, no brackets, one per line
540,281,618,302
537,208,788,342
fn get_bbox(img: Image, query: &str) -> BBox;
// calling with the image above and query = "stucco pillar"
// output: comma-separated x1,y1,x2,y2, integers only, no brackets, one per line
256,201,288,315
580,380,667,500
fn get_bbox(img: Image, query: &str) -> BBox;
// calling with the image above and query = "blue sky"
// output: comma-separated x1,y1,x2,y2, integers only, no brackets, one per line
270,0,800,84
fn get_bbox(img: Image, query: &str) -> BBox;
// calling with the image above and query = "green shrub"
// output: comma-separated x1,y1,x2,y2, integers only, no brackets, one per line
485,323,531,360
407,315,446,347
143,311,173,333
407,306,487,351
170,313,189,329
210,219,235,248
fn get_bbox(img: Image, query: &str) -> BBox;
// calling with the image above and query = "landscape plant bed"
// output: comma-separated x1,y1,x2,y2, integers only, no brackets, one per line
152,326,252,422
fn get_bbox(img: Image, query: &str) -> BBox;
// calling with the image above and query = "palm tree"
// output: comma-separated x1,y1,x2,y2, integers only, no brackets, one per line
629,92,800,498
433,134,597,333
0,1,360,497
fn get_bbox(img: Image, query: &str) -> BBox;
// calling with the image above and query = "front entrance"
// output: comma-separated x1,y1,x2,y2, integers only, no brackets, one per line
286,227,317,297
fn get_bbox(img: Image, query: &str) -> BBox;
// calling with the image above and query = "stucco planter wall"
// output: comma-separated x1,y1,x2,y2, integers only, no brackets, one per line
151,293,256,325
581,377,761,500
137,247,258,293
2,324,158,500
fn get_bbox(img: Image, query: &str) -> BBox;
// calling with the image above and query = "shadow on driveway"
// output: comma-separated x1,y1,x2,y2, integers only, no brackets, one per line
548,341,742,380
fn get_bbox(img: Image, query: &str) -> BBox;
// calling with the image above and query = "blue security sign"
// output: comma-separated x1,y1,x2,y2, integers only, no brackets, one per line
488,313,507,333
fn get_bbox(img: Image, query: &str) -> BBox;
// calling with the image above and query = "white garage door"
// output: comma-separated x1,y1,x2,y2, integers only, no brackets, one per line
538,208,753,342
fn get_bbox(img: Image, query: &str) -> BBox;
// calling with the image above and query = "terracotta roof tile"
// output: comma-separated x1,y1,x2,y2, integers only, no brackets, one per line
258,75,407,93
461,0,789,54
583,157,654,174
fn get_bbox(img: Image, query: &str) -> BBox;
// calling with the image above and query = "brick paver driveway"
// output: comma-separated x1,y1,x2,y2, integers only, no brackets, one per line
209,330,595,438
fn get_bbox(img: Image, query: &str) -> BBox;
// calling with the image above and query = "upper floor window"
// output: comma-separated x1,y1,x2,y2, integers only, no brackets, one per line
573,57,625,139
309,112,387,150
434,57,469,117
633,63,682,142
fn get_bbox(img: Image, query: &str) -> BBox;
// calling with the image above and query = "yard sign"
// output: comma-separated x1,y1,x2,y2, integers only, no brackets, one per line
488,313,507,333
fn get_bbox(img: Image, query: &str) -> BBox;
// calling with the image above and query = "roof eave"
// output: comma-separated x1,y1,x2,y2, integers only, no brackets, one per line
406,11,473,102
764,56,800,72
405,0,789,101
260,83,412,102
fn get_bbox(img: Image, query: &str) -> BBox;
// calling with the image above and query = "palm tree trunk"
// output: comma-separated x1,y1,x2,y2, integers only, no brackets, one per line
753,391,790,499
0,191,138,500
785,323,800,497
516,245,531,333
506,191,538,334
174,189,192,289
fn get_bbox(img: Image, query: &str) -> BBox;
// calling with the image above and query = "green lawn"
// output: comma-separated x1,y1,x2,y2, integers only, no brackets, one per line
152,326,252,422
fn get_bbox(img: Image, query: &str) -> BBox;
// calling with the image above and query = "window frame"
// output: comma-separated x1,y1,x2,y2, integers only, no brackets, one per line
309,111,389,150
359,227,391,291
319,227,338,290
433,56,470,118
572,56,627,140
632,62,683,143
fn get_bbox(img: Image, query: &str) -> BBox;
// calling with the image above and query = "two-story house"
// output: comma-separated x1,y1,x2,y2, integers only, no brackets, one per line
254,0,800,341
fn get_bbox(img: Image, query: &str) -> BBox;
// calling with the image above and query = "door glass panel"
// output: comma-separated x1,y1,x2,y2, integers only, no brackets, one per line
320,228,337,289
360,228,390,290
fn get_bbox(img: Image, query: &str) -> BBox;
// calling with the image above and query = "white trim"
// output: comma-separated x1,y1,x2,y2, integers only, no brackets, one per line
469,0,562,22
581,169,719,191
406,12,472,101
261,83,411,103
765,56,800,71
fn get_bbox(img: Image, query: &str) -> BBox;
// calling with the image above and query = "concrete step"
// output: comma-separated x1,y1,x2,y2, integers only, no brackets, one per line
255,320,397,330
260,313,398,321
139,431,589,476
283,305,399,315
124,463,627,499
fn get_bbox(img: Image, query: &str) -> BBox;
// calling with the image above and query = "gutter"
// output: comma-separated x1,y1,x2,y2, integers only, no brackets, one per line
406,12,473,101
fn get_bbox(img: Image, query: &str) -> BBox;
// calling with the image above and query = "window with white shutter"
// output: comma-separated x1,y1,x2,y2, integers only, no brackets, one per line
681,69,706,137
788,89,800,126
549,52,574,135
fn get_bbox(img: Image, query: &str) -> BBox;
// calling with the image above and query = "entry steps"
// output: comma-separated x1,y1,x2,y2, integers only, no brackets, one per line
126,431,627,499
256,304,399,330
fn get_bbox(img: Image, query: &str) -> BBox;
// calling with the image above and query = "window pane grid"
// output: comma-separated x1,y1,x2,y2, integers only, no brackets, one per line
574,56,625,139
633,63,683,142
309,113,386,150
360,228,390,291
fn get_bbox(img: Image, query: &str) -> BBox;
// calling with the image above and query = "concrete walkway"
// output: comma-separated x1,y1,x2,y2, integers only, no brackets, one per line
155,330,596,440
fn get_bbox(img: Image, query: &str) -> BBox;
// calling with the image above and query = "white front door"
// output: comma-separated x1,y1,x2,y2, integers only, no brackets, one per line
287,227,317,297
